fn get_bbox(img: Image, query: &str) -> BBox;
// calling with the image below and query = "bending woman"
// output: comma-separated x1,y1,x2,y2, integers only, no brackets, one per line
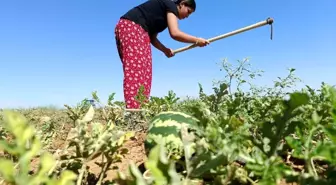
114,0,209,109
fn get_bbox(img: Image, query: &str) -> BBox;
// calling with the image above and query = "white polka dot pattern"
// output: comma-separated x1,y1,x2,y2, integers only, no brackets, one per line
115,19,152,109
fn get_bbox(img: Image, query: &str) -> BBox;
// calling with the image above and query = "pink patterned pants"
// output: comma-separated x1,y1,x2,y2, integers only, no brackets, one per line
114,19,152,109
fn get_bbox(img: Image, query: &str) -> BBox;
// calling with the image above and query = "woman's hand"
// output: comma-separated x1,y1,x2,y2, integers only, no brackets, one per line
163,48,175,58
195,38,210,47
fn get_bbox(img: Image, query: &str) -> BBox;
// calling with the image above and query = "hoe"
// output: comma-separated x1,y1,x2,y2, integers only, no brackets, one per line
173,17,274,54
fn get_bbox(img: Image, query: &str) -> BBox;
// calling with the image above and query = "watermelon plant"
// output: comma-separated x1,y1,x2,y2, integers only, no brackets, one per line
115,58,336,184
1,57,336,185
0,110,77,185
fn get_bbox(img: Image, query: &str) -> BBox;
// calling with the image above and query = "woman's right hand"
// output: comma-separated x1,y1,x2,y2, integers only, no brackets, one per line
195,38,210,47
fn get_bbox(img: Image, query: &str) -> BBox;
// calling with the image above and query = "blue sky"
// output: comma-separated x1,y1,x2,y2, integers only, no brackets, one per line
0,0,335,108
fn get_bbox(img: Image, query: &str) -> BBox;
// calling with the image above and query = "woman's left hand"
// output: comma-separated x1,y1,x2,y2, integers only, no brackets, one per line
163,48,175,58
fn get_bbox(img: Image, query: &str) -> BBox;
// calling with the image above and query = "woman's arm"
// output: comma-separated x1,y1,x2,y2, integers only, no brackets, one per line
150,34,174,57
166,12,209,47
150,33,168,52
166,12,198,43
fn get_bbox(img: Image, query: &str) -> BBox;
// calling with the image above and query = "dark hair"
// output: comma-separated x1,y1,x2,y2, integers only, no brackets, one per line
173,0,196,11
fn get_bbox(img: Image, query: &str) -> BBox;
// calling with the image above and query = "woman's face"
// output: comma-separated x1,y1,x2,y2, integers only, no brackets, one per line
178,4,194,19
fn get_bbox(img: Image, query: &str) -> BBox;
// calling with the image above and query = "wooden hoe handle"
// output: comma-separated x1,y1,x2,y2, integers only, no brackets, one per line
172,17,274,55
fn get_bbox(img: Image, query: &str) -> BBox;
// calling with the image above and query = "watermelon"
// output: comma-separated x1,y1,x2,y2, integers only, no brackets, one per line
144,111,200,160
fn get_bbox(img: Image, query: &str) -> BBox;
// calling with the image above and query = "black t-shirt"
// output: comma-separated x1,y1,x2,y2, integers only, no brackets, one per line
121,0,179,37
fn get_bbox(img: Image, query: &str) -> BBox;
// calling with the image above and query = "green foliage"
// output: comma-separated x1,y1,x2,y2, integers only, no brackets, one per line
117,144,182,185
55,99,135,185
0,111,77,185
0,93,135,185
1,57,336,185
117,58,336,185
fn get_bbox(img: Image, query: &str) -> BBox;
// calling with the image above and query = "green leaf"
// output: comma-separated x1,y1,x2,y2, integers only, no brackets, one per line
189,152,228,178
312,111,321,124
19,126,35,148
289,68,296,72
55,170,77,185
145,144,169,184
263,137,271,153
285,136,304,159
80,105,95,123
20,137,42,168
167,164,181,185
39,153,56,174
288,92,309,110
323,125,336,144
0,140,20,156
129,163,147,185
313,142,336,163
0,159,15,183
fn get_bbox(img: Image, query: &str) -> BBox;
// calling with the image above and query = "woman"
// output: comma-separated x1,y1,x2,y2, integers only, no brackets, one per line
115,0,209,109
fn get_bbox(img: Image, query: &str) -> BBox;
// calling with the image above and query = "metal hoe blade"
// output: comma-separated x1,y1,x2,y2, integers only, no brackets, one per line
173,17,274,54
